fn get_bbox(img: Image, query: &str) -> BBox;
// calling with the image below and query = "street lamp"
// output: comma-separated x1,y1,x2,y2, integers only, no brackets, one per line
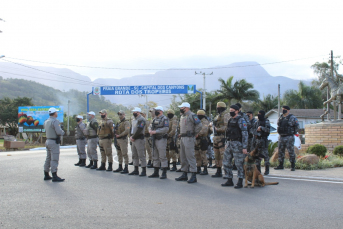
67,100,70,136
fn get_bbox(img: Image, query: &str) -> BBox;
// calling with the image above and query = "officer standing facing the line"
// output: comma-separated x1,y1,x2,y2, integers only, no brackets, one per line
195,109,210,175
246,111,257,153
141,112,153,168
175,102,202,184
148,106,169,179
253,110,271,175
83,111,99,169
113,110,130,173
74,115,87,167
166,109,178,171
97,109,114,171
222,104,248,189
129,107,147,176
211,102,229,178
43,107,65,182
275,106,299,171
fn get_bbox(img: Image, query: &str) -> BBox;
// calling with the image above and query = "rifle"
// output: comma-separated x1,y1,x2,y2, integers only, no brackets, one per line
113,123,120,150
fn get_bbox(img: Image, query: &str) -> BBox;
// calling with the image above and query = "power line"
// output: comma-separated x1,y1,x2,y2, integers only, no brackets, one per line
4,54,328,71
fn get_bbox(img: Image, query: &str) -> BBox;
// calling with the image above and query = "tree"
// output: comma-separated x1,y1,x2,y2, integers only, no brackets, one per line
0,97,34,136
253,94,279,113
283,81,322,109
216,76,259,105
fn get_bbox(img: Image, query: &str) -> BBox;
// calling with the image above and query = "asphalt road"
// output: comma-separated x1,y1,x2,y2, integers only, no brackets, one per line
1,148,343,229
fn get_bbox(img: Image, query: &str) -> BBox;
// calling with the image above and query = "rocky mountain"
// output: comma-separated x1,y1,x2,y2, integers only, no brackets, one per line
0,61,310,106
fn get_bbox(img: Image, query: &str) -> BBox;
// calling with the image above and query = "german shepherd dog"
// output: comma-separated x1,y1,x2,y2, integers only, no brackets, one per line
244,147,279,188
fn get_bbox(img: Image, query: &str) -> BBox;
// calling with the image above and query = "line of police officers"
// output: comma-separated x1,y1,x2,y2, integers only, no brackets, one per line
43,102,299,188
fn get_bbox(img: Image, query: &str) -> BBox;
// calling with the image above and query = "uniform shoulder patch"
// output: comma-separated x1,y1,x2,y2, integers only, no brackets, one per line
164,118,169,127
240,118,248,130
138,120,145,129
192,114,201,124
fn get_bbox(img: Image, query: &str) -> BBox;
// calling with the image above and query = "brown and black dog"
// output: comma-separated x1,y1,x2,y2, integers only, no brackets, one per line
244,147,279,188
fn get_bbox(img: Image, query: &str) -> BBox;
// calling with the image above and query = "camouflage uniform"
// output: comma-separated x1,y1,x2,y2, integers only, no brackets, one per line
252,118,271,167
115,117,130,164
195,117,209,168
212,110,229,167
166,114,178,163
144,119,152,161
223,115,248,179
277,114,299,163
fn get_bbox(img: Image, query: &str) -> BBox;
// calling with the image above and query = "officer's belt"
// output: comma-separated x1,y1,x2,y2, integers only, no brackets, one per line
227,138,242,142
88,135,98,139
280,134,293,137
100,136,111,140
214,134,225,137
117,135,127,139
47,138,58,140
180,133,195,137
256,136,268,139
76,137,86,140
155,134,167,140
144,133,150,137
133,135,145,140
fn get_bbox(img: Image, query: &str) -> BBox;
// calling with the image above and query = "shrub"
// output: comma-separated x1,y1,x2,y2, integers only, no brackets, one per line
333,145,343,156
268,141,278,157
306,144,327,157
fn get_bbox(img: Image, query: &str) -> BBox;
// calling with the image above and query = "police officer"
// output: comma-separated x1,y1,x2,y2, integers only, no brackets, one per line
166,109,178,171
275,106,299,171
211,102,229,178
129,107,147,176
97,109,114,171
83,111,99,169
148,106,169,179
142,112,153,168
195,109,210,175
222,104,248,189
113,111,130,173
253,110,271,175
74,115,87,167
246,111,257,153
175,102,202,184
43,107,65,182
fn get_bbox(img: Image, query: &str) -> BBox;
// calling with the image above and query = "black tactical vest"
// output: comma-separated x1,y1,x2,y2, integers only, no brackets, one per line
227,117,242,141
258,120,269,137
277,115,294,135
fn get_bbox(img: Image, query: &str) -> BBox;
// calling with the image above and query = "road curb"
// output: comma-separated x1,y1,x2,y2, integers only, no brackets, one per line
263,174,343,182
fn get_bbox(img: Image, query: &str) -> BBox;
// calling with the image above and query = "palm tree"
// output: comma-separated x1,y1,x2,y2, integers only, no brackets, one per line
283,81,322,109
216,76,259,104
253,94,278,112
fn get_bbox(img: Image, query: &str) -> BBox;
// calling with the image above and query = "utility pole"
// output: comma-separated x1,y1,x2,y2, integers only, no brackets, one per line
331,50,337,120
67,100,70,136
209,102,212,118
195,71,213,110
278,84,280,117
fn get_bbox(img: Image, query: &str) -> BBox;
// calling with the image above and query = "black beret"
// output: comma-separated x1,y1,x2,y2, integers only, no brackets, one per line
282,106,290,110
230,105,240,111
259,110,265,116
235,103,242,109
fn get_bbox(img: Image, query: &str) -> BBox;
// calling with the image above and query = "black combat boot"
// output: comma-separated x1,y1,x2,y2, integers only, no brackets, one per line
148,167,160,178
176,159,181,165
97,162,106,171
167,162,170,170
221,178,234,186
170,162,177,171
52,172,65,182
120,164,129,174
90,160,98,169
234,178,243,189
74,159,82,166
160,168,167,179
196,166,201,174
291,161,295,171
200,166,208,175
176,168,182,172
128,166,139,175
106,162,113,172
139,167,146,176
211,167,222,177
113,164,123,172
212,164,217,169
274,160,284,170
129,161,133,165
175,172,188,181
85,160,93,168
44,171,52,181
208,158,213,168
79,159,86,167
147,160,153,168
187,172,197,183
264,165,270,175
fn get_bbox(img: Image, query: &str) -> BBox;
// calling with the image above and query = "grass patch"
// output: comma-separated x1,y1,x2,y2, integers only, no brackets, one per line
268,153,343,170
0,139,4,146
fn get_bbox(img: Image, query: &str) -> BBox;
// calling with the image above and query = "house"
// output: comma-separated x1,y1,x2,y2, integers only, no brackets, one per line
0,124,9,138
265,109,342,128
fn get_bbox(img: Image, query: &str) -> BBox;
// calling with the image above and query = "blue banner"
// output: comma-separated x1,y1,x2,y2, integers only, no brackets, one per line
92,85,196,95
18,106,64,133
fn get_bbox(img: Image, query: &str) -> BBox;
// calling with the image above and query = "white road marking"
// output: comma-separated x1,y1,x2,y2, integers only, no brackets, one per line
266,176,343,184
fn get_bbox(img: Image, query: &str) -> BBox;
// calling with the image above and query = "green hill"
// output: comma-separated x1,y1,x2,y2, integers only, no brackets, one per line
0,76,129,116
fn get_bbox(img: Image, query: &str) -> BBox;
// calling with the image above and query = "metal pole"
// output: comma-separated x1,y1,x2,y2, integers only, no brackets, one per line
203,73,206,110
67,100,70,136
278,84,280,116
327,87,330,121
331,50,337,120
87,92,92,114
196,90,203,109
209,102,211,117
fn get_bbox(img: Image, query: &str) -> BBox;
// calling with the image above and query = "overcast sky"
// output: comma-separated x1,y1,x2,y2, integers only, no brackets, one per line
0,0,342,81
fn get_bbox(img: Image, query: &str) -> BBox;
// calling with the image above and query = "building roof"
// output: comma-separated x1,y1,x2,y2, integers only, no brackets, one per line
265,109,343,119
